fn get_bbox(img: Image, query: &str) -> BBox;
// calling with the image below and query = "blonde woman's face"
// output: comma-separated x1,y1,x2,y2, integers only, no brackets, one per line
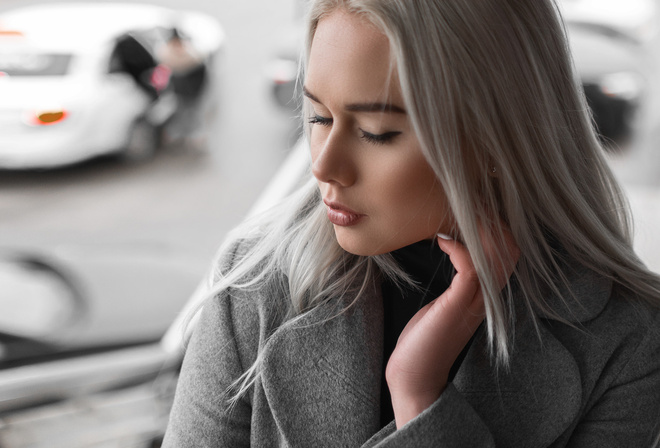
305,10,452,256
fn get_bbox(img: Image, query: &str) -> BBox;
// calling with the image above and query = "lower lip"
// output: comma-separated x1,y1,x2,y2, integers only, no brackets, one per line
326,206,364,227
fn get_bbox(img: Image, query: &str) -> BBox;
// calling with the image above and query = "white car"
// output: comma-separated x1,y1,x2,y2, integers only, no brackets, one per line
0,3,224,169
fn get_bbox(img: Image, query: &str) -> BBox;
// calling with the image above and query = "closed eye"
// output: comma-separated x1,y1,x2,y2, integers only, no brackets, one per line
308,115,333,127
360,130,401,145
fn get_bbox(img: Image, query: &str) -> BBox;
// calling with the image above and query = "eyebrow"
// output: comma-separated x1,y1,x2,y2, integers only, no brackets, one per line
303,86,407,114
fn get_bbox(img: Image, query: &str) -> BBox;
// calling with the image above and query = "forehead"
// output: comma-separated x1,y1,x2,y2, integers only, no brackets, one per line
312,10,389,62
307,10,400,102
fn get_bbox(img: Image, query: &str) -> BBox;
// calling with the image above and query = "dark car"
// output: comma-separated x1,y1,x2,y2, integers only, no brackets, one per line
568,23,649,147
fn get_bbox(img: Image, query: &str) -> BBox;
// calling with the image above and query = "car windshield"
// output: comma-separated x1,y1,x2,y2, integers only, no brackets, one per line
0,52,72,76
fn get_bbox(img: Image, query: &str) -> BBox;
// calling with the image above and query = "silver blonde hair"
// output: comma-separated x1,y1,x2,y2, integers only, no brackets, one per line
198,0,660,401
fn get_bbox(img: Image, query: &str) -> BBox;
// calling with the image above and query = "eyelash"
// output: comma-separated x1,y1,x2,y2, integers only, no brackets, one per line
307,114,401,145
308,115,332,127
360,130,401,145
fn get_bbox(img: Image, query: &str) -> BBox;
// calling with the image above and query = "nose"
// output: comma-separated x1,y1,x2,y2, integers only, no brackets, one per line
311,127,357,187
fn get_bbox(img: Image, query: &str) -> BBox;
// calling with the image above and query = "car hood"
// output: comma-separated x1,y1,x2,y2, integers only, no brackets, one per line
559,0,658,42
567,25,648,82
0,3,225,55
0,3,174,52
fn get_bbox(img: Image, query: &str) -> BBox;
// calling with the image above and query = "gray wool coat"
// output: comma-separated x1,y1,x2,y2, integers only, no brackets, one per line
163,246,660,447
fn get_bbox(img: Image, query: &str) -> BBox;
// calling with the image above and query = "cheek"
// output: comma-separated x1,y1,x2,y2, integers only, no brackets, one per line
424,187,453,230
390,160,443,207
375,159,450,225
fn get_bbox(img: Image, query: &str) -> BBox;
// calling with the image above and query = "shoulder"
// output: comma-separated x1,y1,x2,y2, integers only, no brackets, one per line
194,237,291,370
541,285,660,443
531,255,660,365
552,281,660,351
591,285,660,372
544,281,660,397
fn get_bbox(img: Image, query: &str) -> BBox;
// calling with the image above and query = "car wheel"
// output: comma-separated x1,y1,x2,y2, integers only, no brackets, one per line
122,119,159,163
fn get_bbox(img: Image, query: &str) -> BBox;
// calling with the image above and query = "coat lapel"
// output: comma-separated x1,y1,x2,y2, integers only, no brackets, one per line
454,313,582,447
260,259,611,447
454,261,611,447
261,278,384,447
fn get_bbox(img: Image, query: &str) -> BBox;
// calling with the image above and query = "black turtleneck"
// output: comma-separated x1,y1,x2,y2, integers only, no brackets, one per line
379,239,473,427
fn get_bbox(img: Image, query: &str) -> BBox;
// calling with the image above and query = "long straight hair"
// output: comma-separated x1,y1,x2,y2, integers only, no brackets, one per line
302,0,660,357
199,0,660,400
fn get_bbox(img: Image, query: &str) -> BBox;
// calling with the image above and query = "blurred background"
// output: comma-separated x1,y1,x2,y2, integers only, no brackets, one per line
1,0,660,446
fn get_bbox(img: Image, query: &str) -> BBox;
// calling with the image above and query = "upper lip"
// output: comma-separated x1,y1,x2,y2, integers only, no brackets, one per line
323,199,361,215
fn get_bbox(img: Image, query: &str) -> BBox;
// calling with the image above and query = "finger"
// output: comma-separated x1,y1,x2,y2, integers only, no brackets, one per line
477,223,520,290
434,235,482,316
436,234,477,277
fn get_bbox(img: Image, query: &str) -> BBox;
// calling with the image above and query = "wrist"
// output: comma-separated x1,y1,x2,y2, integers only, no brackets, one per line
388,385,445,429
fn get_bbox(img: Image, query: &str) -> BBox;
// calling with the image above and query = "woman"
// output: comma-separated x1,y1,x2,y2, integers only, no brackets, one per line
163,0,660,446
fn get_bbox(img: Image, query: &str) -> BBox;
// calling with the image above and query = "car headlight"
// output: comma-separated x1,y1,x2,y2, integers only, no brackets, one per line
266,58,298,85
598,72,644,101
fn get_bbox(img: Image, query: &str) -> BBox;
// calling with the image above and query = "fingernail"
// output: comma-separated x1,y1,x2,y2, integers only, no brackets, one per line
436,233,453,240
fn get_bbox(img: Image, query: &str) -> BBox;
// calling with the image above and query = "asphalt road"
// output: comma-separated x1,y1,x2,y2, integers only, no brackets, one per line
0,0,302,279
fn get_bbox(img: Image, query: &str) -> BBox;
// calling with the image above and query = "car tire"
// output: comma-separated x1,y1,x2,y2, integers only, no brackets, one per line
122,118,159,163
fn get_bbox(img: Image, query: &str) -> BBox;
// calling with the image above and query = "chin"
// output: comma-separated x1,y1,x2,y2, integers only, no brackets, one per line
334,230,384,256
335,239,376,256
334,228,433,256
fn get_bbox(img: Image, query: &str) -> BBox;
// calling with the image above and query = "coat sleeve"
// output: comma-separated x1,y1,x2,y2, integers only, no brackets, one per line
362,384,496,447
162,284,256,448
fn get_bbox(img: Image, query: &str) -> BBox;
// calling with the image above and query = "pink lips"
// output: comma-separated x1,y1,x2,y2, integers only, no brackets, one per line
324,200,364,227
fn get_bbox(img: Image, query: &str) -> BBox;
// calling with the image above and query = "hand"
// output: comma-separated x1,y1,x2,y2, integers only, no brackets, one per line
385,228,519,428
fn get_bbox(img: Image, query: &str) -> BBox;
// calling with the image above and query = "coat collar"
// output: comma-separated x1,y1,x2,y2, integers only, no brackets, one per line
533,255,612,323
260,265,612,447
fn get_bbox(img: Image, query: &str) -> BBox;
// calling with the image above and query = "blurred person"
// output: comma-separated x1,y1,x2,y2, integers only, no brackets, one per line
156,27,208,147
163,0,660,446
109,33,159,100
